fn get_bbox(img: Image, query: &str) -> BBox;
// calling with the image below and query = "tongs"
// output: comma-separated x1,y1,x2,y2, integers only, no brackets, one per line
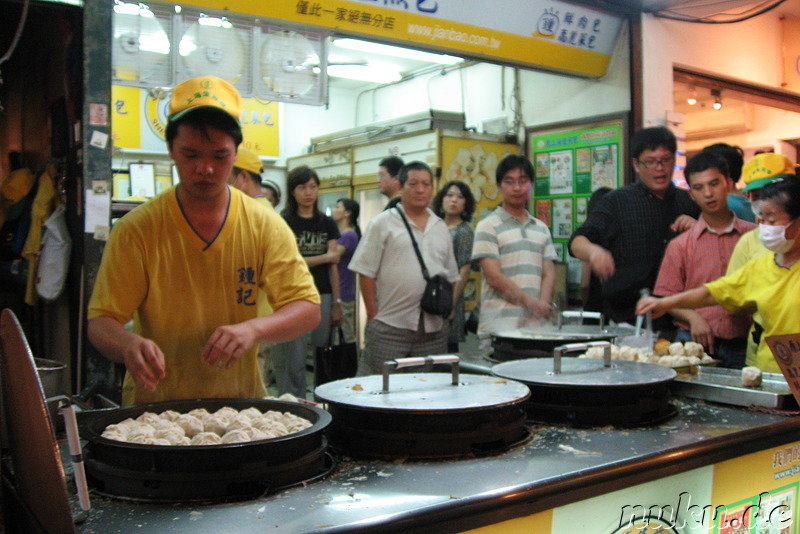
633,288,654,350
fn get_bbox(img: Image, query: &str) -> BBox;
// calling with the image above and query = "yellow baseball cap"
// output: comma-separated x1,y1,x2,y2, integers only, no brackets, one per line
1,168,36,203
168,76,241,123
741,153,795,192
234,147,263,175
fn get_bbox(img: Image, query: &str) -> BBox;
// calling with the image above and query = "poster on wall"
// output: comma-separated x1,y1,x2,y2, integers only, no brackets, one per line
527,114,628,297
441,137,517,312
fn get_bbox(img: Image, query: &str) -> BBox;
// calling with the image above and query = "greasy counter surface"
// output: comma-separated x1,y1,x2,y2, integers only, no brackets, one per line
71,398,800,533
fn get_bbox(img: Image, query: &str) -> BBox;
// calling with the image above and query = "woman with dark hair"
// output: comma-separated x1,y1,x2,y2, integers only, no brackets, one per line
432,180,476,352
637,176,800,372
273,166,341,397
331,198,361,377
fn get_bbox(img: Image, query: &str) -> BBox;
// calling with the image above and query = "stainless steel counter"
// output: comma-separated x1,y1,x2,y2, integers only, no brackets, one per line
69,396,800,534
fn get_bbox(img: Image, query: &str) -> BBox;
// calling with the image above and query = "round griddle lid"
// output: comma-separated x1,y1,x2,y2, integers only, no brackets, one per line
315,355,530,411
492,341,676,387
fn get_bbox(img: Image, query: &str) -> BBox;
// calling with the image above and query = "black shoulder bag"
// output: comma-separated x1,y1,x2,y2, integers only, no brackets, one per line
395,207,453,317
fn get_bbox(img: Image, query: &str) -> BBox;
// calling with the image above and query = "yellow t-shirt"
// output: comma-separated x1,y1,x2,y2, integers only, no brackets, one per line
725,229,770,368
88,187,319,405
708,253,800,372
253,196,274,317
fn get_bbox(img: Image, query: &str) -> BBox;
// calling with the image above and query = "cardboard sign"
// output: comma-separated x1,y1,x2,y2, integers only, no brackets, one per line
765,333,800,406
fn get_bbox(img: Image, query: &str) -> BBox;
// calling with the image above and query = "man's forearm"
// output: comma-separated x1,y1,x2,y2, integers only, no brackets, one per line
252,300,321,344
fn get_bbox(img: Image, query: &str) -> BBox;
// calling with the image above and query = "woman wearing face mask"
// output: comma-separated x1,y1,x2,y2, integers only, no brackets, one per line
636,176,800,372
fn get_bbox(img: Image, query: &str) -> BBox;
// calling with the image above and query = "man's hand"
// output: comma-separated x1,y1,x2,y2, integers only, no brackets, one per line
688,315,715,354
123,337,166,392
201,323,257,370
670,215,696,233
330,302,343,326
588,246,615,280
525,297,553,319
635,296,667,319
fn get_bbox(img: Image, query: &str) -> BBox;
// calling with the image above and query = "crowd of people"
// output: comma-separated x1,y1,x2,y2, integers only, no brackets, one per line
86,77,799,405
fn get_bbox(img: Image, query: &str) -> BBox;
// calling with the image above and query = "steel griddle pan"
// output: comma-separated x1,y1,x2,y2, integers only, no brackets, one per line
315,355,531,458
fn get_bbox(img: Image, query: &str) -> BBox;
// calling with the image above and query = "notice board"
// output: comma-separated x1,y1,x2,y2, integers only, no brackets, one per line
526,114,628,297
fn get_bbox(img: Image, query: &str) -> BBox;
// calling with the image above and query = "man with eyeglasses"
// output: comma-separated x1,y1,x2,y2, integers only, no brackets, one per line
472,154,558,349
569,126,699,327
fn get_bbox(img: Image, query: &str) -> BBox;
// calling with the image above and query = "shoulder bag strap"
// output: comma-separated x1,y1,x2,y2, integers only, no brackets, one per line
395,206,430,280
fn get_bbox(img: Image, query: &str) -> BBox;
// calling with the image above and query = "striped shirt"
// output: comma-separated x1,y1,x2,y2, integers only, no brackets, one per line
471,205,558,338
654,215,756,339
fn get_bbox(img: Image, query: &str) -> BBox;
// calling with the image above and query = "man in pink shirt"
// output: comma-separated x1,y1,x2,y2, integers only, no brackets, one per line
653,150,756,368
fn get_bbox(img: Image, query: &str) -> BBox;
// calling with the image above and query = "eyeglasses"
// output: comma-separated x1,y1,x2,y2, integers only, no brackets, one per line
637,157,675,169
501,178,532,188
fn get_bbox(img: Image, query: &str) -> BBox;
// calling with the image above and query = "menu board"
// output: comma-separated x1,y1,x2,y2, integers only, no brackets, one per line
527,114,627,296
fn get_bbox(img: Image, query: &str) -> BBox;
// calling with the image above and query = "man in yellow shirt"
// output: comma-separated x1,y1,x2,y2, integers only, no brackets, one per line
229,146,276,387
88,76,320,405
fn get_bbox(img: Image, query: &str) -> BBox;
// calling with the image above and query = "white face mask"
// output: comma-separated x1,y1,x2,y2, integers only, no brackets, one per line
759,221,796,253
751,200,762,219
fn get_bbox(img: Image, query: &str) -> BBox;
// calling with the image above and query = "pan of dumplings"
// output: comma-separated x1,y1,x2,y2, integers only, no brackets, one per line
76,398,333,502
577,340,720,374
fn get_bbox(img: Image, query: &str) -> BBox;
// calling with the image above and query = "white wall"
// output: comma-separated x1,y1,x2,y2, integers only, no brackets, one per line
641,11,786,128
276,24,632,163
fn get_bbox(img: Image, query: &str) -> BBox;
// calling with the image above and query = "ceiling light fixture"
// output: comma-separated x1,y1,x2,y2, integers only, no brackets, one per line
326,64,402,84
712,89,722,110
333,38,462,65
687,84,697,105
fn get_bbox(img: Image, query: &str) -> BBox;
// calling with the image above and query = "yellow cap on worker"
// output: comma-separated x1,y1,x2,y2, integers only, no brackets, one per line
742,153,795,192
168,76,241,123
234,147,263,175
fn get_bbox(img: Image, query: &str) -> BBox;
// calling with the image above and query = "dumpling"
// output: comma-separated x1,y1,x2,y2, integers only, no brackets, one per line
668,342,685,356
101,429,127,441
742,366,763,387
247,427,269,441
127,424,155,441
155,426,186,444
239,407,262,421
226,415,253,434
253,417,288,436
684,341,704,358
686,356,701,366
673,356,691,367
214,406,239,420
176,414,204,438
136,412,161,426
204,414,230,436
221,429,251,444
190,432,223,445
278,393,299,402
700,354,716,364
618,347,637,361
129,434,156,445
159,410,182,422
283,414,312,433
151,438,172,446
187,408,210,422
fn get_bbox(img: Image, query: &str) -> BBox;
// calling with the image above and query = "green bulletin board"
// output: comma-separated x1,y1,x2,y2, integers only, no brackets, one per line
526,114,628,297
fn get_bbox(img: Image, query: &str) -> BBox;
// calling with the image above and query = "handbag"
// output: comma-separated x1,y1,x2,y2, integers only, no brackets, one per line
395,207,453,318
314,327,358,386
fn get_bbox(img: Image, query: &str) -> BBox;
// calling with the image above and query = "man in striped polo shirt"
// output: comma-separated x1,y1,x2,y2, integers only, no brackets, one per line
471,155,558,350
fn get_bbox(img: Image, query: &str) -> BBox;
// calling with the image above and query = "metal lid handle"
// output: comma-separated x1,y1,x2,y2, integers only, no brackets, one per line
382,355,460,392
552,341,612,374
